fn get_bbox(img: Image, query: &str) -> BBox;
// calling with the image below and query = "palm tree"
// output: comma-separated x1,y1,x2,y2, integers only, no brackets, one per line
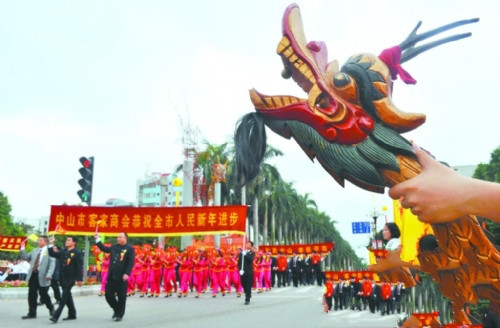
236,145,283,246
195,141,232,205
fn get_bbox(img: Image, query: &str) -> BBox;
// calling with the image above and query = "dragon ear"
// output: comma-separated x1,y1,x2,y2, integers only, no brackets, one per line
372,94,426,133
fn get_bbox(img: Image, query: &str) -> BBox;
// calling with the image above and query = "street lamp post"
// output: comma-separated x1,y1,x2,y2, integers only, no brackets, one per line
369,207,383,249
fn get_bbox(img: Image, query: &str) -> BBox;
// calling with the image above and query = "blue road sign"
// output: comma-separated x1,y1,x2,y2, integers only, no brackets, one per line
352,221,371,234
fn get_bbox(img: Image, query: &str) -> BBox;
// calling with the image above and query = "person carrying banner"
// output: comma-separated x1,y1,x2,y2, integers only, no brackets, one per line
20,235,56,320
238,241,255,305
48,235,83,323
94,232,135,322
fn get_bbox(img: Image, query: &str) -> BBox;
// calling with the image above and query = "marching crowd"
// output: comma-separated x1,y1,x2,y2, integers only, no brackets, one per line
93,243,327,299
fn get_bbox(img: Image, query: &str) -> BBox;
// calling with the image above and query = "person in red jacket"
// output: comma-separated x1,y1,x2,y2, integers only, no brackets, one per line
361,277,374,312
276,252,288,288
323,278,334,313
380,281,393,315
311,250,323,286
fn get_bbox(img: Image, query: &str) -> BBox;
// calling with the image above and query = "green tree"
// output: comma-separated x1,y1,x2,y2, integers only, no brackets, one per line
0,191,23,236
473,146,500,244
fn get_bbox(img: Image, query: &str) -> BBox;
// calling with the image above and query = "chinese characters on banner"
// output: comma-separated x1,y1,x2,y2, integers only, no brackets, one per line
324,270,375,281
49,205,247,237
0,236,24,252
258,242,334,256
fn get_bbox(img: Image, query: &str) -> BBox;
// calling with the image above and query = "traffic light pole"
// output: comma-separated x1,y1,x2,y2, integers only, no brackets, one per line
77,156,94,283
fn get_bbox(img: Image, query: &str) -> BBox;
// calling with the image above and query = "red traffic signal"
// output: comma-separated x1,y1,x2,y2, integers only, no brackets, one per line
77,156,94,205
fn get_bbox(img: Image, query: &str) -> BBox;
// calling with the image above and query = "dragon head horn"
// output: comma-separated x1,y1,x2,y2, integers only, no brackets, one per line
398,18,479,64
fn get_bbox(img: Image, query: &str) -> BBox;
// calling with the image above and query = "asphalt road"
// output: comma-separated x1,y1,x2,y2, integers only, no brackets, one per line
0,285,403,328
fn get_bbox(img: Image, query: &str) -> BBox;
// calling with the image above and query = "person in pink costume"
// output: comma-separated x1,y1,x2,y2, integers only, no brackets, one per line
139,250,152,297
99,251,110,296
262,252,273,291
162,247,177,297
201,250,210,293
192,250,207,298
129,251,143,296
210,250,227,297
177,251,193,297
227,251,243,297
253,252,264,292
149,249,163,297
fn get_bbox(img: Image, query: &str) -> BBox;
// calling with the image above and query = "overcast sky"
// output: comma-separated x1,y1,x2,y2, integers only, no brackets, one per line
1,0,499,260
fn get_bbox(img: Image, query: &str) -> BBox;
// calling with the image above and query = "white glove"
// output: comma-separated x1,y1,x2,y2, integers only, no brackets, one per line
239,270,245,276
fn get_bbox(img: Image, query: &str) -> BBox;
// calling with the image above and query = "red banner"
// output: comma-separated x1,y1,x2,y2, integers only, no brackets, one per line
49,205,247,237
0,236,25,252
258,242,334,255
324,270,375,281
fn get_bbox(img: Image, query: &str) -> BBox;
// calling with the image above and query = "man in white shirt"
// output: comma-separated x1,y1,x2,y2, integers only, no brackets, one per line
0,267,12,283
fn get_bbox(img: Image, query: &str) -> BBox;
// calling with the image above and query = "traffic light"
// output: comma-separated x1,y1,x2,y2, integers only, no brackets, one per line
77,156,94,205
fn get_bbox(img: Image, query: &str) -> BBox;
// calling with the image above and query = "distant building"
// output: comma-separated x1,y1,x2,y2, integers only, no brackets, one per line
453,165,477,178
105,198,134,207
136,173,183,207
14,216,49,234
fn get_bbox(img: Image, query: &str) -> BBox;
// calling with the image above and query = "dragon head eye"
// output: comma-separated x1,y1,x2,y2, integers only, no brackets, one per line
333,72,350,87
315,93,330,109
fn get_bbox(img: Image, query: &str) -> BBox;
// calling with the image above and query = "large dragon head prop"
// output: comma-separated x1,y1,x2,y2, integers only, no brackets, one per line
235,4,477,193
233,6,500,325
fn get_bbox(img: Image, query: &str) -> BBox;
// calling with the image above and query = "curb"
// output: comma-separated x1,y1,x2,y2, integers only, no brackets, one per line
0,284,101,300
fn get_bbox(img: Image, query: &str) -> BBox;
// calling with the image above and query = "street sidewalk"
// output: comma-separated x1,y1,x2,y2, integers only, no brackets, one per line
0,284,100,299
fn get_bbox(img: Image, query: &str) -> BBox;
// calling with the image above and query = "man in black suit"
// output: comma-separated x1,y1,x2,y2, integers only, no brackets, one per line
303,254,312,285
392,281,405,314
48,236,83,323
270,255,277,288
290,252,301,287
237,241,254,305
94,232,135,322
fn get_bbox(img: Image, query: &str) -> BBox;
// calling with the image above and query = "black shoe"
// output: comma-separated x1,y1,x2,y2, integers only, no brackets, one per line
244,301,250,305
22,314,36,319
112,312,117,319
114,317,122,322
62,316,76,321
49,317,58,323
50,308,55,317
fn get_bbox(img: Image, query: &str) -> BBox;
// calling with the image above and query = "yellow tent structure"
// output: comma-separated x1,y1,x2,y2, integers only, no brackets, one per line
368,199,433,266
393,199,433,265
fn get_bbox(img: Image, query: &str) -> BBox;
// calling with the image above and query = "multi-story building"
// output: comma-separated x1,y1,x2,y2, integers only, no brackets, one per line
136,173,183,207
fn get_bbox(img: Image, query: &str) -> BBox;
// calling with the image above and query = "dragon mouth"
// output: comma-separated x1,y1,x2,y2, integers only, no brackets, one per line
249,4,375,144
250,4,343,122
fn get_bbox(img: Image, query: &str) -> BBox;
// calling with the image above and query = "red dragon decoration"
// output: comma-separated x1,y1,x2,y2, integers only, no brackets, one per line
234,4,500,326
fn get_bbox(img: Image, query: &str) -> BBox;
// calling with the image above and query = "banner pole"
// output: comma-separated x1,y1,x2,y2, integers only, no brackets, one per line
241,184,247,272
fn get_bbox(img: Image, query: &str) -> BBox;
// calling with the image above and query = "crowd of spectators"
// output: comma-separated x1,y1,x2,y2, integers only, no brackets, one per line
0,259,30,282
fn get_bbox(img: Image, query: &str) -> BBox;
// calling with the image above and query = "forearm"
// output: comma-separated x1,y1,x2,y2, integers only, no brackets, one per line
464,178,500,223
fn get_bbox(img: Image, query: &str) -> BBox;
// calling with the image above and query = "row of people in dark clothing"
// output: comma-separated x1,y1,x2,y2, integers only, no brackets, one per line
324,277,406,316
276,251,327,288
